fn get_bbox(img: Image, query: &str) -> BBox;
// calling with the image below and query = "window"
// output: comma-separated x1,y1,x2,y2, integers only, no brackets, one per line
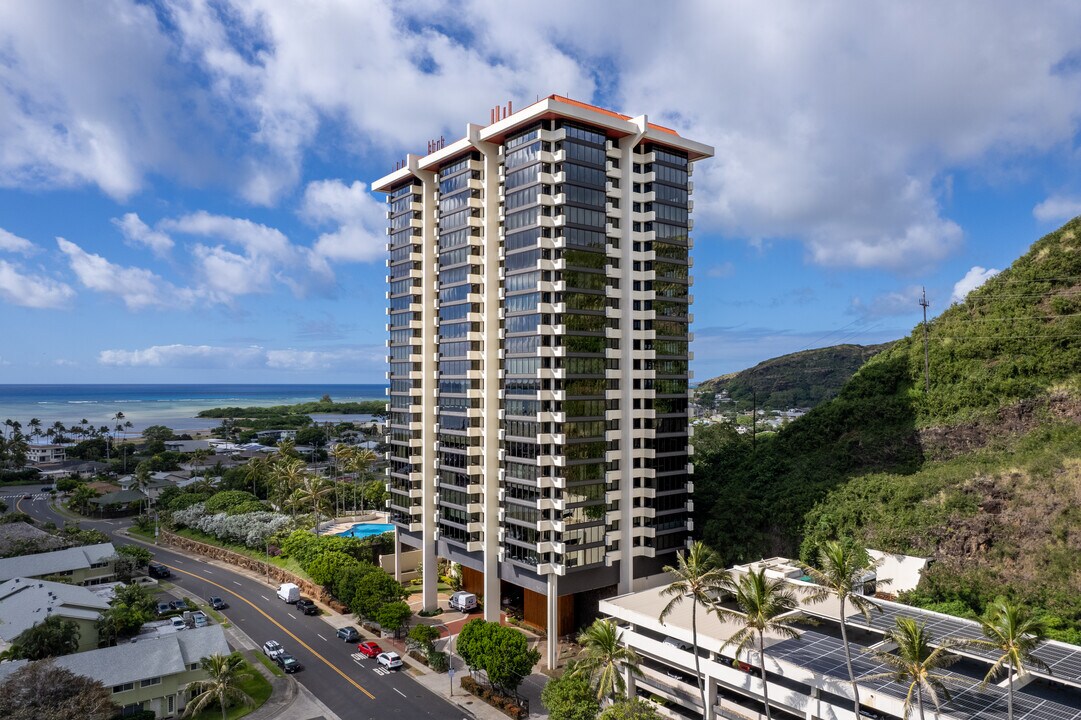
140,677,161,688
112,682,134,694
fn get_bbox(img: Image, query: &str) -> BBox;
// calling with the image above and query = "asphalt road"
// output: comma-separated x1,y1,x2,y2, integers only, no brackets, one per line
7,487,470,720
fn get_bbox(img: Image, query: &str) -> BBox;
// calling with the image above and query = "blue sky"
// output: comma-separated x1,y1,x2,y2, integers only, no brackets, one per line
1,1,1081,384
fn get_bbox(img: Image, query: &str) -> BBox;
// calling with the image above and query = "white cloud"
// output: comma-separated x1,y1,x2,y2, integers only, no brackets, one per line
0,259,75,309
850,286,926,319
111,212,174,256
706,262,735,279
951,266,1000,304
1033,195,1081,223
99,344,266,369
56,237,195,310
301,179,387,263
162,211,334,300
0,228,36,255
98,343,384,371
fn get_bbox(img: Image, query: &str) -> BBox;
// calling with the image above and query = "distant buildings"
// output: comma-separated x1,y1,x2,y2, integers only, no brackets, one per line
26,444,66,464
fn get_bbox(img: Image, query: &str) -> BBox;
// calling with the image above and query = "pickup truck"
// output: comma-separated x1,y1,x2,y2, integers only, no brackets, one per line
295,598,318,615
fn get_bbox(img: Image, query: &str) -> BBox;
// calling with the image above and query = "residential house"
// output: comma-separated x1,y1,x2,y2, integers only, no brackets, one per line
0,542,117,585
0,625,232,718
0,577,111,653
26,444,67,464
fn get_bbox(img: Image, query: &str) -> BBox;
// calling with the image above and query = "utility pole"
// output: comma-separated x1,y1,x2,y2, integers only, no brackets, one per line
920,287,931,393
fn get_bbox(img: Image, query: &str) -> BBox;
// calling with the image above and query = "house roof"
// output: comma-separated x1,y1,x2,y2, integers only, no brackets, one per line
0,625,229,687
0,522,68,556
92,489,146,506
0,542,115,582
0,577,111,641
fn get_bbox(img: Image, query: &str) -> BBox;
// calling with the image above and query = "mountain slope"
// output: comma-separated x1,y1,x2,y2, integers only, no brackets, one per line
694,216,1081,637
696,343,893,410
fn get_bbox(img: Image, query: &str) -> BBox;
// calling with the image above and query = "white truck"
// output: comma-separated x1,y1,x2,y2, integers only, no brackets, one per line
276,582,300,604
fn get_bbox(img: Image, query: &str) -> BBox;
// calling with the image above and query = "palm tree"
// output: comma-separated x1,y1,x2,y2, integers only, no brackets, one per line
569,618,642,702
863,617,962,720
189,448,210,475
270,456,306,516
295,473,334,527
965,599,1049,720
714,568,802,720
133,463,152,516
800,540,885,718
658,541,729,716
183,652,256,720
242,456,268,499
27,418,42,442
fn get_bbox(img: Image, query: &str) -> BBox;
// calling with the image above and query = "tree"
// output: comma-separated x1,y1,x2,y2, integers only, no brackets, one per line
114,545,152,582
132,462,152,516
800,540,885,718
183,652,256,720
68,485,99,515
349,566,406,619
542,673,602,720
598,698,664,720
457,619,540,696
965,599,1048,720
570,619,642,701
376,601,413,638
0,615,80,660
864,617,962,720
0,660,117,720
408,624,442,654
714,569,802,720
658,541,729,714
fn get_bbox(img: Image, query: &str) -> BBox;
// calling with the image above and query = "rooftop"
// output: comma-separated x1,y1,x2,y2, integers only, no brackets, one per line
0,577,111,642
0,542,115,582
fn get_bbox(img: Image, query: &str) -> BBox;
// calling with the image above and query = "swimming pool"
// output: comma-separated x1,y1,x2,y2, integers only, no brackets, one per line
337,523,395,539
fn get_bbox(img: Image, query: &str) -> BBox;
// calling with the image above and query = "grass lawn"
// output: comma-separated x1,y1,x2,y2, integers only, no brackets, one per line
404,581,453,596
188,660,273,720
169,527,311,581
126,526,155,541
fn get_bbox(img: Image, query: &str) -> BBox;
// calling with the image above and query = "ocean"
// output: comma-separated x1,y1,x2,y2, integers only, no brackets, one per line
0,384,388,435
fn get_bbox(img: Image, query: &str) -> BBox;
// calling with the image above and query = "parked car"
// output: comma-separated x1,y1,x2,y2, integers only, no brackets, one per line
336,626,360,642
148,562,170,579
156,602,171,616
170,617,186,631
357,641,383,658
262,640,285,658
208,596,228,610
275,653,302,673
169,600,186,611
376,651,403,670
192,611,209,628
295,598,318,615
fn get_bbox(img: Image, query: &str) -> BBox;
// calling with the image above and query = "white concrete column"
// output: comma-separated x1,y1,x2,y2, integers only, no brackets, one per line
546,573,559,670
624,662,638,699
415,158,439,614
706,676,718,720
393,527,402,583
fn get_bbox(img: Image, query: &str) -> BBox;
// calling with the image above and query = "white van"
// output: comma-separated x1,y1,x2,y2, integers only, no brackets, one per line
277,583,300,603
449,591,478,612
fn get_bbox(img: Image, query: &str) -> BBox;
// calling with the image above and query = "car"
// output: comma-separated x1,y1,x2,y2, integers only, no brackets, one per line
192,611,209,628
148,562,170,579
170,617,187,631
275,653,302,673
21,494,30,500
156,602,171,616
376,651,403,670
208,596,228,610
357,641,383,658
295,598,318,615
169,600,187,611
262,640,284,658
336,626,360,642
40,486,53,492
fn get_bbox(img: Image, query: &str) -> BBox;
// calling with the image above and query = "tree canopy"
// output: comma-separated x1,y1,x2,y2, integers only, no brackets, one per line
457,618,539,696
0,660,117,720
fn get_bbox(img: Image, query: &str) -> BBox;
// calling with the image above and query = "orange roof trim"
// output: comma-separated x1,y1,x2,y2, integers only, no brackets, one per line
546,94,680,136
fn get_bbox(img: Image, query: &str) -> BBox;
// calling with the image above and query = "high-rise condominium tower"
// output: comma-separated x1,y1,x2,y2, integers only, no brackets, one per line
373,96,712,667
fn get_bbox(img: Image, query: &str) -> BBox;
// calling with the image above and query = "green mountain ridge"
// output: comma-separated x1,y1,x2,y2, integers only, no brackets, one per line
693,216,1081,639
696,343,894,410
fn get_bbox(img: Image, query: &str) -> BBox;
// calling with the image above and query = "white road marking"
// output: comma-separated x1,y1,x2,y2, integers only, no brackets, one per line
203,569,212,574
261,595,271,602
394,688,407,698
288,613,297,620
317,634,328,642
233,581,242,586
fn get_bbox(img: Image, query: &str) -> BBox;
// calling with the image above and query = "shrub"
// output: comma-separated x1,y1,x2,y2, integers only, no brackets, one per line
204,490,258,514
227,499,272,515
427,650,449,673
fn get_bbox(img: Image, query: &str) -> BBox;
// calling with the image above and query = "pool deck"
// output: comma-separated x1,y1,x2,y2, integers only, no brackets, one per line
322,514,392,536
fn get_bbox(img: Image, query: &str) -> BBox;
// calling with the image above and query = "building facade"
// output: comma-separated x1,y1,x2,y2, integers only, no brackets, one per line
373,95,712,667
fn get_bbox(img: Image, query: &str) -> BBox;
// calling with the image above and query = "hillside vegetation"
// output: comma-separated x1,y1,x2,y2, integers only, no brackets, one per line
696,343,893,410
695,216,1081,638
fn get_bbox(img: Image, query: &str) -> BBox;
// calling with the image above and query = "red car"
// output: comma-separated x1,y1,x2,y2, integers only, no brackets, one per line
357,641,383,658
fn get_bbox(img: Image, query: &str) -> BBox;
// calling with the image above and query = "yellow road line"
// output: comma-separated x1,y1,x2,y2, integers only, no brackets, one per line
164,562,376,700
